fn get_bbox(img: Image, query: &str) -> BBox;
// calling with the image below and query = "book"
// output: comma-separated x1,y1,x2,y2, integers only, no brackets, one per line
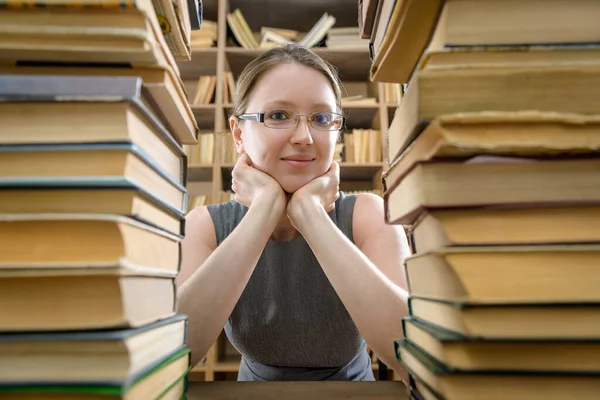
384,157,600,225
410,205,600,254
369,0,600,83
0,271,176,331
0,214,182,275
358,0,379,39
0,182,185,236
384,65,600,166
0,0,181,76
187,0,202,30
0,315,187,384
408,297,600,339
401,317,600,373
227,8,259,49
419,44,600,72
427,0,600,49
0,347,190,399
0,72,197,146
405,244,600,303
396,339,600,400
151,0,191,60
384,110,600,184
0,142,188,214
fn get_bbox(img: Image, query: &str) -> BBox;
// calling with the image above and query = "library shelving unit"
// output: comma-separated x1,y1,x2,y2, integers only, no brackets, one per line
176,0,400,382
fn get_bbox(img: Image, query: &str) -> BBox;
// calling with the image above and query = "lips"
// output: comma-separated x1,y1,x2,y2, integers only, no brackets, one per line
281,155,315,161
281,155,315,168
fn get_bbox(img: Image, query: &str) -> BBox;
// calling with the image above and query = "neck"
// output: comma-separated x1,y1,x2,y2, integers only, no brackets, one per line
270,192,299,242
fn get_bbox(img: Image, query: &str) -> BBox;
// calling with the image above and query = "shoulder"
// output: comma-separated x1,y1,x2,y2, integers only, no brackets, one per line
204,199,248,245
351,192,404,248
178,205,217,285
183,205,217,250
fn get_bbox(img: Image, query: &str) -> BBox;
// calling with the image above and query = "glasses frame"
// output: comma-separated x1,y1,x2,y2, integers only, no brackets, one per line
236,109,346,131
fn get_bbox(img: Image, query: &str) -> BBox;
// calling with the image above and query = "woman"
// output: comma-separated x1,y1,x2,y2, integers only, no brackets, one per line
177,44,411,381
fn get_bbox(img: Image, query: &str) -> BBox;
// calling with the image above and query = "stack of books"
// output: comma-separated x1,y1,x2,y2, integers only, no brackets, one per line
0,0,200,398
372,1,600,399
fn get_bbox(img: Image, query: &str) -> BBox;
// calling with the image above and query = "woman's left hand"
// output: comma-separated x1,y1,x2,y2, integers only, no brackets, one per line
287,162,340,229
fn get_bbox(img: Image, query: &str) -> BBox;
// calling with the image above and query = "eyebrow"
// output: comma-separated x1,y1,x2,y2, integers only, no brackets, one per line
263,100,334,111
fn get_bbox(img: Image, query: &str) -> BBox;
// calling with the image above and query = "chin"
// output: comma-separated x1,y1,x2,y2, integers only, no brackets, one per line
279,180,310,194
270,161,331,193
277,175,315,194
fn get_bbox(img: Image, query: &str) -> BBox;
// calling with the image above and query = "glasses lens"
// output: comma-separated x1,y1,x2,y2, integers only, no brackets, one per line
263,109,297,128
262,109,343,130
311,112,343,131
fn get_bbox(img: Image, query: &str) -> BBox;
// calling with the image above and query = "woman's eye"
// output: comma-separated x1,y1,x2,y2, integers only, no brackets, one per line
314,113,332,125
268,111,289,120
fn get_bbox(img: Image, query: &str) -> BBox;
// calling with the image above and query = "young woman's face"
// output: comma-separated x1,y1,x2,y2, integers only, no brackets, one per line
231,63,340,193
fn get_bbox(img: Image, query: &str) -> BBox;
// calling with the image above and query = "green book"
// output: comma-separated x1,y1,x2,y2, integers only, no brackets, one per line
0,347,191,400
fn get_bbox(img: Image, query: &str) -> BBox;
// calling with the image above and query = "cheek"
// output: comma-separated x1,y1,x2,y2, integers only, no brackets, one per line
243,130,285,165
317,134,337,158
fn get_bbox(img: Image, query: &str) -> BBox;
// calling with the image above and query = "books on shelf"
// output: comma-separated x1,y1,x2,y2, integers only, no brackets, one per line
185,132,215,165
184,71,235,106
192,75,217,105
191,19,217,49
375,0,600,399
228,9,368,51
227,8,260,49
297,12,336,48
326,26,366,50
343,129,382,164
0,1,198,397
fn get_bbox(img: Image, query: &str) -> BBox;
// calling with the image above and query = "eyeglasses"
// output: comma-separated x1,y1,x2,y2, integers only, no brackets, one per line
237,109,345,131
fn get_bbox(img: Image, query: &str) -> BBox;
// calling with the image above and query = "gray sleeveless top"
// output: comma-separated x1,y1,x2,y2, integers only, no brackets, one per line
206,191,374,381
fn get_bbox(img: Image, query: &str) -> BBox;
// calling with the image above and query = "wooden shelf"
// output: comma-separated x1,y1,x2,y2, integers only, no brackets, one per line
338,162,384,180
228,0,362,33
188,165,214,182
191,105,225,130
178,48,219,80
343,104,381,129
215,356,242,372
226,47,371,81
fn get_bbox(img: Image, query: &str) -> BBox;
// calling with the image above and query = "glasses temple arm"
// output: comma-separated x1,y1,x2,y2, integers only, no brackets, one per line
237,113,263,122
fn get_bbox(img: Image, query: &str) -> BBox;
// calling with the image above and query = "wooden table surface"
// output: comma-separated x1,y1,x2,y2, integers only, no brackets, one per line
186,381,409,399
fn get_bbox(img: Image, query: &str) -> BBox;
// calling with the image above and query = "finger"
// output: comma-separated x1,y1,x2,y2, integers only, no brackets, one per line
328,161,340,178
235,152,252,168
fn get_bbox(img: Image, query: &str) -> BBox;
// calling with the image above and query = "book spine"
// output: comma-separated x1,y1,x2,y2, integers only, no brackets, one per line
0,0,138,9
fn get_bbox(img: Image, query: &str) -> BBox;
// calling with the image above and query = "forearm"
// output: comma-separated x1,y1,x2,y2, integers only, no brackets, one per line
177,197,284,366
295,205,409,374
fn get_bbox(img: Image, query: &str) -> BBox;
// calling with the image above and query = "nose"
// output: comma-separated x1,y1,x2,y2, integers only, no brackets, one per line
290,116,314,145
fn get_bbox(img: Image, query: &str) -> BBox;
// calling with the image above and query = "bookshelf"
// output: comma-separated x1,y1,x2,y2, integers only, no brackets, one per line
176,0,400,381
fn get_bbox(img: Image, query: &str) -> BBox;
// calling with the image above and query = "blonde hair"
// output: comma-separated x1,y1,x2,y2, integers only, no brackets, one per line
230,44,343,118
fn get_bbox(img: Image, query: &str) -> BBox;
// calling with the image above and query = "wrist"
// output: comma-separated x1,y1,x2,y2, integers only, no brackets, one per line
289,196,324,230
251,190,286,221
253,186,285,206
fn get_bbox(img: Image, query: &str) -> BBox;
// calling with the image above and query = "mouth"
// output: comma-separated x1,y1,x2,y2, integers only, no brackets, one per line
281,156,315,168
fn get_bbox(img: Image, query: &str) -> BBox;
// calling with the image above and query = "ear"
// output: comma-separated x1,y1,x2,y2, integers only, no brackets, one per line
229,116,245,154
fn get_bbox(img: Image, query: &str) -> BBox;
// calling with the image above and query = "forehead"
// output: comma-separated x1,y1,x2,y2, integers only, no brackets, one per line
247,63,337,110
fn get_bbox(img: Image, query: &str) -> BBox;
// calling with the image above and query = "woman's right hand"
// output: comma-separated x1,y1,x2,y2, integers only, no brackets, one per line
231,153,285,208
